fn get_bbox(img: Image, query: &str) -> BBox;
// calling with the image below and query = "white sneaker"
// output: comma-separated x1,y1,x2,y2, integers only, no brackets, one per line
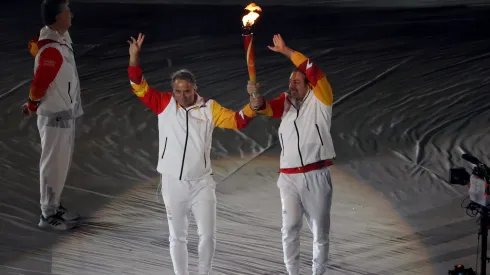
38,213,77,230
57,204,80,221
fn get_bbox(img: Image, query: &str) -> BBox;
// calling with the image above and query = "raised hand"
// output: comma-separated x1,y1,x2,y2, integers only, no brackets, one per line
267,34,293,57
128,33,145,56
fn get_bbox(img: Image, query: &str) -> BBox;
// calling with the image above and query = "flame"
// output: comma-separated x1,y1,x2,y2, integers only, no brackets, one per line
242,3,262,27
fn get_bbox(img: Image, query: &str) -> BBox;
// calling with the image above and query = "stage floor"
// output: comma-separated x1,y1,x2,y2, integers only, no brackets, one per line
1,3,489,274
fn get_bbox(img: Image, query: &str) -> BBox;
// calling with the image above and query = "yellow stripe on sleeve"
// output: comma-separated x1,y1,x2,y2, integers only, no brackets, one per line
211,100,238,130
131,79,150,98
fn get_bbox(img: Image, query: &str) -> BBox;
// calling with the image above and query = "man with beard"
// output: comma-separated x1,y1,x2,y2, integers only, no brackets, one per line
127,33,258,275
249,34,335,275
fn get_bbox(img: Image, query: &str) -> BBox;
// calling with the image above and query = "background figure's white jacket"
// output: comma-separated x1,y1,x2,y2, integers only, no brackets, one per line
34,26,83,119
258,51,336,169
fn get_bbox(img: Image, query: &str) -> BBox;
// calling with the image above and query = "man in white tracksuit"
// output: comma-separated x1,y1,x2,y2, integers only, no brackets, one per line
23,0,82,230
127,33,258,275
249,34,335,275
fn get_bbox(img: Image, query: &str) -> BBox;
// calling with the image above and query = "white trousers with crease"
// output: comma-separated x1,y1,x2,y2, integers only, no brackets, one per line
277,167,333,275
38,115,76,217
161,174,217,275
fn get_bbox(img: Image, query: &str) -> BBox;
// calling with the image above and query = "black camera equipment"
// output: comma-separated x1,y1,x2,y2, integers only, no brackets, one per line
448,264,476,275
449,153,490,275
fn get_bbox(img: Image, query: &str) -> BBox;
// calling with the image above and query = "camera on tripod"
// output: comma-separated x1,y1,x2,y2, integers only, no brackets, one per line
450,153,490,208
449,153,490,275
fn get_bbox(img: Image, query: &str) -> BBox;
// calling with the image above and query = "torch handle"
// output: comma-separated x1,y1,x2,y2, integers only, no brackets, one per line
243,33,257,83
243,32,260,108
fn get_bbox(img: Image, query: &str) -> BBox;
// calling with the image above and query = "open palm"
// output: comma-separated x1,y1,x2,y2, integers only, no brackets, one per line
128,33,145,56
267,34,287,53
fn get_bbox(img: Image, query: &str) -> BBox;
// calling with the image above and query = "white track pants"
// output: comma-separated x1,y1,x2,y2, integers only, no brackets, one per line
161,174,217,275
37,116,76,217
278,167,333,275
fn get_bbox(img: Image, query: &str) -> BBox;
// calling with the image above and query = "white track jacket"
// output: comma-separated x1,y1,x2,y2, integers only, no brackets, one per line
257,51,335,169
128,66,257,181
28,26,83,119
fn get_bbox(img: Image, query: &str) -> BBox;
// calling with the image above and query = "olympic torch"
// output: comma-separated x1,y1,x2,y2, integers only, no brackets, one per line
242,3,262,100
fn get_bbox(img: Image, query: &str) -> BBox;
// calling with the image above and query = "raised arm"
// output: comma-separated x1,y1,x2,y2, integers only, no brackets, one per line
128,33,171,114
128,66,172,114
268,34,333,106
210,100,257,130
290,51,333,106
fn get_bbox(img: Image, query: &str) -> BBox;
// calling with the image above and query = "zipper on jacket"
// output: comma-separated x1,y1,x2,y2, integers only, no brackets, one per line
287,94,311,167
280,133,285,156
161,137,168,159
204,152,207,168
293,108,305,167
315,124,324,146
67,82,72,103
179,110,190,180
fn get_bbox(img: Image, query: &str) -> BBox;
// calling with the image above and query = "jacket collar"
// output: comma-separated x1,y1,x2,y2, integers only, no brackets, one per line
177,94,207,110
39,26,73,50
287,88,312,109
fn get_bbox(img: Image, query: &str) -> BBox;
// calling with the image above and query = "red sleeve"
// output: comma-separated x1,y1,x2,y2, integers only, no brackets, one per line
257,93,287,118
28,47,63,101
128,66,172,114
291,51,333,106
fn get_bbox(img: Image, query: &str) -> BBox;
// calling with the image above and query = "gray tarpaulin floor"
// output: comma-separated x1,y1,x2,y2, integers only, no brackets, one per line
1,3,489,274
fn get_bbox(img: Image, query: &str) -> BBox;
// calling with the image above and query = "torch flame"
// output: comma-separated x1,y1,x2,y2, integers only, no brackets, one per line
242,3,262,27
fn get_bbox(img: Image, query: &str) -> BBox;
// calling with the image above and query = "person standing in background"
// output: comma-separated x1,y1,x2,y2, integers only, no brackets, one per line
24,0,83,230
